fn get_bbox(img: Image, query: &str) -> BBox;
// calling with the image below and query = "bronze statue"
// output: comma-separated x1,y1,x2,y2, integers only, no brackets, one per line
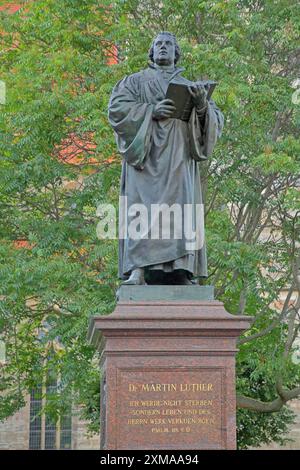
108,32,224,285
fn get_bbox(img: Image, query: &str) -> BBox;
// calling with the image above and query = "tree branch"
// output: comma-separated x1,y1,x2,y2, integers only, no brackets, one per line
237,385,300,412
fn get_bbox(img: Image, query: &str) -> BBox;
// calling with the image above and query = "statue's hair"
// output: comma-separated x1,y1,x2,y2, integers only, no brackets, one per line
148,31,180,64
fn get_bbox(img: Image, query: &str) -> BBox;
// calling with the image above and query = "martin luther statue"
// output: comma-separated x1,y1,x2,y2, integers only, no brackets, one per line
108,32,224,285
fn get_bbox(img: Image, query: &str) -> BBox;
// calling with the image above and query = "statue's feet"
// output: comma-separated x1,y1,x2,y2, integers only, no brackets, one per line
122,268,146,285
173,270,193,285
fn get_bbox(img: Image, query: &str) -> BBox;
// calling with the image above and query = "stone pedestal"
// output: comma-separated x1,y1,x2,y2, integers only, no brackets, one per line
88,286,251,450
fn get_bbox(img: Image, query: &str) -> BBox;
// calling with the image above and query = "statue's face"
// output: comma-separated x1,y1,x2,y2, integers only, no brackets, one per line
152,34,176,66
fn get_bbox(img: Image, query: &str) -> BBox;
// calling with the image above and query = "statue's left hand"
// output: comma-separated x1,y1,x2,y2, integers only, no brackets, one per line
188,84,207,111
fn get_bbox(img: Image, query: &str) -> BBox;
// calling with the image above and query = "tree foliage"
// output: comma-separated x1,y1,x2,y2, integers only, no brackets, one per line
0,0,299,448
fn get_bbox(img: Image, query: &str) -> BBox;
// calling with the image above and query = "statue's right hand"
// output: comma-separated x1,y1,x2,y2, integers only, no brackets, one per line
153,99,176,120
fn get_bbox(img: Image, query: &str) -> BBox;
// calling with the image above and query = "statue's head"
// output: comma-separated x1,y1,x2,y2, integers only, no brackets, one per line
149,31,180,66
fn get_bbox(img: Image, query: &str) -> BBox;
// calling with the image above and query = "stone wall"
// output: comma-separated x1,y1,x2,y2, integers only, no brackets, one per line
0,400,30,450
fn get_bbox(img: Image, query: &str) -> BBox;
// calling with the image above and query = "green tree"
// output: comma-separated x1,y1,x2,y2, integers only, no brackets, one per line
0,0,299,448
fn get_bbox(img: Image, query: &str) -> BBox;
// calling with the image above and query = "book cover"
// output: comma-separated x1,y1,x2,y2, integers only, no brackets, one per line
165,80,217,121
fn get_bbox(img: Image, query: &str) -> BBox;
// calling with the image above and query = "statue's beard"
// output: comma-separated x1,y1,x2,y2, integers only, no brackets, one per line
154,57,174,66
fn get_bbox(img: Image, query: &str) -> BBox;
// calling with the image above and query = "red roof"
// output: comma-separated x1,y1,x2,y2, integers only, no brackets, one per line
0,3,22,14
106,44,118,65
56,132,98,165
13,239,33,249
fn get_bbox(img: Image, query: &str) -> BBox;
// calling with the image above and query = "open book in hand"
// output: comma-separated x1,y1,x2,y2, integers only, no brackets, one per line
165,80,217,121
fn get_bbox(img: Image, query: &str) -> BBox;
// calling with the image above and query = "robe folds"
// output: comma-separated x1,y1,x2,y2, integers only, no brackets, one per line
108,64,224,279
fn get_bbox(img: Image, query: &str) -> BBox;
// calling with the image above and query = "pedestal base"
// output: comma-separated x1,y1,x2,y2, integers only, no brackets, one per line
88,293,251,450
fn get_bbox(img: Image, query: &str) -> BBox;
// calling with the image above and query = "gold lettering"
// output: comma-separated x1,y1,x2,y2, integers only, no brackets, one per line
127,418,148,425
129,400,139,406
197,418,210,425
161,409,182,416
168,417,198,425
140,400,160,406
125,380,218,432
149,418,167,425
184,400,213,407
162,400,182,407
141,383,178,392
151,427,169,433
130,409,160,416
128,383,138,392
129,382,214,393
182,409,210,415
180,383,214,392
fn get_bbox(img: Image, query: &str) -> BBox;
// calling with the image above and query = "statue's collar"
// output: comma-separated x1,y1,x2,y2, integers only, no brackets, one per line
148,62,185,74
148,62,185,84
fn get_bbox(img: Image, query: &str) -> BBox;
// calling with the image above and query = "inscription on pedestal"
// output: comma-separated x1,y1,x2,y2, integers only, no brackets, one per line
116,368,225,449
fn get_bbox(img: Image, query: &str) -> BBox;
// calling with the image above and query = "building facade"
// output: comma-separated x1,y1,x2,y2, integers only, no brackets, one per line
0,394,99,450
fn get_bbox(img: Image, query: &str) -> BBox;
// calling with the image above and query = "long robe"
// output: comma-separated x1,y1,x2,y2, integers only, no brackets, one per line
108,64,224,279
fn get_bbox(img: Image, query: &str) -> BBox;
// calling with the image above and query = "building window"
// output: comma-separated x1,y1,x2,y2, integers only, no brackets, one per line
44,415,57,450
29,380,72,450
45,376,57,449
60,409,72,449
29,387,42,450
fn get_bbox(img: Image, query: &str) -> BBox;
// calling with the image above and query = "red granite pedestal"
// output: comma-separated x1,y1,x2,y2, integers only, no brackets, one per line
88,297,251,450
